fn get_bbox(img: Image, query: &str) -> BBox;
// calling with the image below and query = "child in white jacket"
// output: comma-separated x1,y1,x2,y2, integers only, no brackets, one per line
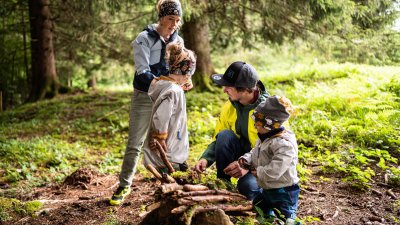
144,42,196,174
239,95,300,225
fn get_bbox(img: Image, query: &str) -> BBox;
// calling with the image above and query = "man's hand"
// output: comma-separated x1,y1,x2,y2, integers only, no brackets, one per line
223,161,248,178
194,158,208,173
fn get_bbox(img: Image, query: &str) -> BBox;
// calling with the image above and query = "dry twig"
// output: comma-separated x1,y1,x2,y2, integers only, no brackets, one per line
386,189,397,199
155,140,175,173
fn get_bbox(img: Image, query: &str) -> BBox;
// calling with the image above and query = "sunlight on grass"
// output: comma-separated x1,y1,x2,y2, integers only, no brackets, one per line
0,61,399,190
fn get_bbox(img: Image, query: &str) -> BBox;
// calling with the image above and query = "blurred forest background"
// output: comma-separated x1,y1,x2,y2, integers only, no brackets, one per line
1,0,399,109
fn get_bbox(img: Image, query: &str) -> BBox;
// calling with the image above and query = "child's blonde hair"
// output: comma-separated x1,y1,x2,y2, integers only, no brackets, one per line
166,42,196,76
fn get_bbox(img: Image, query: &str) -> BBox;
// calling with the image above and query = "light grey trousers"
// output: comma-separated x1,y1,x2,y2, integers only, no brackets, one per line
119,90,152,187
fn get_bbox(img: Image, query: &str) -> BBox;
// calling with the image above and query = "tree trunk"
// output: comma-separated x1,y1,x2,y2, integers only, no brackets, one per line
27,0,59,102
87,75,97,89
181,16,216,92
0,91,2,112
21,2,31,95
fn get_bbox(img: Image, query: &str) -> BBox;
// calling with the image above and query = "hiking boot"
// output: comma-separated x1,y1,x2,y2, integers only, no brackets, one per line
109,186,131,206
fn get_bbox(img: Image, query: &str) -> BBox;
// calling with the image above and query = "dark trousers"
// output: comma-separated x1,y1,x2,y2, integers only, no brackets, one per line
253,184,300,221
214,130,262,200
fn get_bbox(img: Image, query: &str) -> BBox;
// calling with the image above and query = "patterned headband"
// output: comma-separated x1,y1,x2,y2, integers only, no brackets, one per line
170,59,196,76
159,2,182,18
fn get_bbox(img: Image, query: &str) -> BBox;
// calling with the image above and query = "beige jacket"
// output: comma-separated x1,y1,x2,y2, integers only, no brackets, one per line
143,77,189,169
240,130,299,189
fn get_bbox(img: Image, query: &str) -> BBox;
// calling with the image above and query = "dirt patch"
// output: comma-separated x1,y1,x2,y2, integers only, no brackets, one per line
63,167,99,187
1,170,399,225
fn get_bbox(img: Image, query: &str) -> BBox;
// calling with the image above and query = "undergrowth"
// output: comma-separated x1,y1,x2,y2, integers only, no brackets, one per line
0,62,399,197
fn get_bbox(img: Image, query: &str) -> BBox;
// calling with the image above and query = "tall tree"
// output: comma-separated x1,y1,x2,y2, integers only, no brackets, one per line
182,16,215,90
27,0,59,101
178,0,399,91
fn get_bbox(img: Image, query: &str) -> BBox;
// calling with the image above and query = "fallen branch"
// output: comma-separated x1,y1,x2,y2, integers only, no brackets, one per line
386,189,398,199
146,164,163,181
376,182,392,188
368,215,385,223
171,205,189,214
371,189,382,196
178,195,233,205
301,188,320,195
183,184,209,192
172,203,253,214
370,207,380,217
155,140,175,173
107,181,119,190
37,199,77,204
162,173,176,183
177,189,246,199
331,206,339,220
304,186,319,192
161,183,183,194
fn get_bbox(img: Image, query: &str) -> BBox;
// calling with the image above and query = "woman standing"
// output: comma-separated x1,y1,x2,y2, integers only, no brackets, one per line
110,0,186,206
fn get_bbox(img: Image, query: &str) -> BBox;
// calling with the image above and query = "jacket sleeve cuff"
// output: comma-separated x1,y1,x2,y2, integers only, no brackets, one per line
152,132,168,140
200,141,216,166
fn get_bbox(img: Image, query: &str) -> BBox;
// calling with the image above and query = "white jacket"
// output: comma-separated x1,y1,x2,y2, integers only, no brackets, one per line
240,130,299,189
143,77,189,168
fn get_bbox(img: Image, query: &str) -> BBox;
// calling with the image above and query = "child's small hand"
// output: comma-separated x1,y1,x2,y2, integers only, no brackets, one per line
238,158,254,171
238,158,247,167
181,80,193,91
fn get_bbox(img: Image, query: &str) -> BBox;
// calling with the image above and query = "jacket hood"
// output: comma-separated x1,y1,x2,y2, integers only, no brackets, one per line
148,76,177,102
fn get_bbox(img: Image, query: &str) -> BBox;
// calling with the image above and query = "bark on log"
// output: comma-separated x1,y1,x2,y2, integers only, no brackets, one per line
183,184,209,192
161,183,183,194
162,173,176,183
178,195,233,205
172,203,253,214
146,164,163,181
146,164,175,183
192,209,234,225
171,205,188,214
177,189,247,199
141,182,253,225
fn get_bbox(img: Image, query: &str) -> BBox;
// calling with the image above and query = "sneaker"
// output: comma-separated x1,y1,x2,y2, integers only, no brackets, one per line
285,218,301,225
109,186,131,206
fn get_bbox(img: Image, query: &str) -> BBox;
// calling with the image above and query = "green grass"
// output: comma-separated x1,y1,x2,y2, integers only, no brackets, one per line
0,62,399,194
261,62,400,188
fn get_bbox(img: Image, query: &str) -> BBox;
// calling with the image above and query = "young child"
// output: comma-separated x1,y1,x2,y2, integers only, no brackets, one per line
143,42,196,175
238,95,301,225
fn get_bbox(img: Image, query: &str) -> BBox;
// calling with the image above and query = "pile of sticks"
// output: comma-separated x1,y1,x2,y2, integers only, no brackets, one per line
140,183,254,225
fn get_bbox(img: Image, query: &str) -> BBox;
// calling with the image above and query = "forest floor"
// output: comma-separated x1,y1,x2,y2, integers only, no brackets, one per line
1,166,399,225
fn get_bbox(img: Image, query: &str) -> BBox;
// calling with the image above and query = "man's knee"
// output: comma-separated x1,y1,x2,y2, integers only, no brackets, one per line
216,130,237,142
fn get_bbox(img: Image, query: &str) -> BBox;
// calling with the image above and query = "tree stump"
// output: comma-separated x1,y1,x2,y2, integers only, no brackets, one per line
139,183,254,225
